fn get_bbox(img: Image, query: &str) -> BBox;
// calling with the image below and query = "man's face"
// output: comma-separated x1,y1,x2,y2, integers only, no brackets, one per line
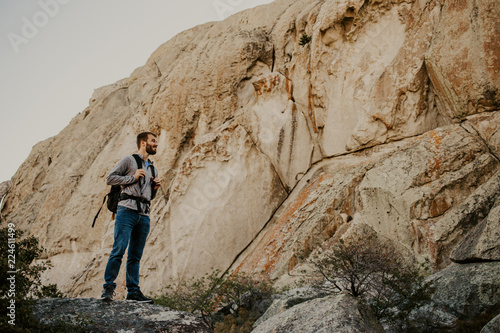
145,135,158,155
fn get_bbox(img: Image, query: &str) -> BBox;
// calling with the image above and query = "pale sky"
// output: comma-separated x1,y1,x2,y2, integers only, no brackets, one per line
0,0,274,182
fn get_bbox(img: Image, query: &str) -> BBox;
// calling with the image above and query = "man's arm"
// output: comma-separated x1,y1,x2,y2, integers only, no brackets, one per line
106,156,137,186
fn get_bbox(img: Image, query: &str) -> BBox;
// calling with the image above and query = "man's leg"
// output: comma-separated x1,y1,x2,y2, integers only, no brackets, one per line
125,213,150,294
103,207,139,291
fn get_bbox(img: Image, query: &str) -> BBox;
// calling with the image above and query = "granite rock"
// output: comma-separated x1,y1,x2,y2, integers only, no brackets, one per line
32,298,210,333
252,293,384,333
450,196,500,262
429,262,500,319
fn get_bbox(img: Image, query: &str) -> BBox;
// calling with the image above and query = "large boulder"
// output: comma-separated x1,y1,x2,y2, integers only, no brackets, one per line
32,298,210,332
252,293,384,333
410,262,500,331
253,287,325,328
429,262,500,319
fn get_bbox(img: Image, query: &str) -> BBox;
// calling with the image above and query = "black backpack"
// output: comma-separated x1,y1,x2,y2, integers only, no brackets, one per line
92,154,156,227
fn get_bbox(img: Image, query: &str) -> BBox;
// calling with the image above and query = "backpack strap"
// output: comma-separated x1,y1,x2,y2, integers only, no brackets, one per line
132,154,143,173
150,165,158,200
92,193,109,228
131,154,146,213
151,164,156,178
132,154,157,201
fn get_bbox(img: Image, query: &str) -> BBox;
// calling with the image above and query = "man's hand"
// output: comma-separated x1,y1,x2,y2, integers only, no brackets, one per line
134,169,146,180
152,177,162,190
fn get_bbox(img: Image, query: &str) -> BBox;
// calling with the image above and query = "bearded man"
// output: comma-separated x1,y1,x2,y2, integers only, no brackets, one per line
100,132,161,303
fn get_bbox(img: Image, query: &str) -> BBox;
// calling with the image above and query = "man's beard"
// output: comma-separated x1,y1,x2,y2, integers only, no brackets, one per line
146,144,157,155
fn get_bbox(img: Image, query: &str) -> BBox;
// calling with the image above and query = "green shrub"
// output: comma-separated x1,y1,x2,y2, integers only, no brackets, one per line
0,226,66,332
0,227,53,299
155,269,274,331
299,32,312,46
307,234,434,330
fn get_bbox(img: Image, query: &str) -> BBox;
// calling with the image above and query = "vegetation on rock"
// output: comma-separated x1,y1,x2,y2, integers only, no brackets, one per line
307,234,435,331
0,227,76,332
155,269,274,332
299,32,312,46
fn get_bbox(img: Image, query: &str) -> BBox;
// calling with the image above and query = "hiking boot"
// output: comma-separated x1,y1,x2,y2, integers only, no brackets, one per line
101,285,115,302
126,290,154,303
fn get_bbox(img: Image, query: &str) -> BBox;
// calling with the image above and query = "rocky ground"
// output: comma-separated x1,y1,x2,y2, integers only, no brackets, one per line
33,298,210,333
33,261,500,333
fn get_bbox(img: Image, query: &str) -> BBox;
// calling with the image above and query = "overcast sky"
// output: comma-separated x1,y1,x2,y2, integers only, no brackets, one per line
0,0,274,182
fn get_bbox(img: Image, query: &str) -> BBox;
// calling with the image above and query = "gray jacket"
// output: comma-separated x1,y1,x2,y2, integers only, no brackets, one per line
106,154,157,216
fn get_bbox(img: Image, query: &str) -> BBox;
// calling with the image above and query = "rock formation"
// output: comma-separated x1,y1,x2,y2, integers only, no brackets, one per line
429,262,500,324
252,293,384,332
33,298,210,332
2,1,499,322
450,197,500,263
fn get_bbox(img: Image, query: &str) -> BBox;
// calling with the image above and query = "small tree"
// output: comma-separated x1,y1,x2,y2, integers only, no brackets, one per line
0,227,63,300
308,234,434,328
0,226,65,332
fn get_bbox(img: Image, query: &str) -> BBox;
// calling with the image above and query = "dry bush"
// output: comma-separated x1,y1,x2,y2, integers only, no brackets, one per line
308,234,434,329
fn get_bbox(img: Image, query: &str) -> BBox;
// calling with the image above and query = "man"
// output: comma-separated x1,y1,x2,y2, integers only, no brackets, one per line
101,132,161,303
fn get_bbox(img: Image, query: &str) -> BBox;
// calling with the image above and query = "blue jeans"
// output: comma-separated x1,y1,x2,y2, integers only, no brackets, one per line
103,206,150,294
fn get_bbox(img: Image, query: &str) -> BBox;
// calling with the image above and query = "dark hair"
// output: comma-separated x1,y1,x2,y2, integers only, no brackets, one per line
136,132,157,149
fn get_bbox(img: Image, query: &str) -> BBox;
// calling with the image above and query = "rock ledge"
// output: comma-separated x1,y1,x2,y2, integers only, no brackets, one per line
33,298,210,333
